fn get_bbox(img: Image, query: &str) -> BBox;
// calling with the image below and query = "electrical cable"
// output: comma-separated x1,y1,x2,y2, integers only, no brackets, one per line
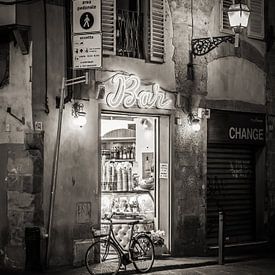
43,0,49,114
0,0,38,5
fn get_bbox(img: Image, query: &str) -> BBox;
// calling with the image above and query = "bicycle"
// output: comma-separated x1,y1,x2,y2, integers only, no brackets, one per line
85,213,155,275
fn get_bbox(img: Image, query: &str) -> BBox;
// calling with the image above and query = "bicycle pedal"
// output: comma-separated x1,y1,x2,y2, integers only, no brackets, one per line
119,265,126,271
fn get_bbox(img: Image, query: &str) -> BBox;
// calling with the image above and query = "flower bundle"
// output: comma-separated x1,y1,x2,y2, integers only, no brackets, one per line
150,230,165,246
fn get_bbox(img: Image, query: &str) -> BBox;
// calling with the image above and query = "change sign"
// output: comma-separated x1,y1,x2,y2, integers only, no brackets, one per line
73,0,101,33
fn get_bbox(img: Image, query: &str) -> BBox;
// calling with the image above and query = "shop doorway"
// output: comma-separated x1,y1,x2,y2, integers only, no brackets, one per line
100,113,170,252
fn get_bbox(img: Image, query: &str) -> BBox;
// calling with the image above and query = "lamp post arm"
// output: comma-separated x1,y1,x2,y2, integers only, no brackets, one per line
191,35,235,56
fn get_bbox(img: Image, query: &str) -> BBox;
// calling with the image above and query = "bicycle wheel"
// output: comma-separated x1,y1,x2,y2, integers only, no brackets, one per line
85,239,121,275
131,234,155,273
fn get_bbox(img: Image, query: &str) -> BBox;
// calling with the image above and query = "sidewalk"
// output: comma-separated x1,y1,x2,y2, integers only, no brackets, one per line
0,254,266,275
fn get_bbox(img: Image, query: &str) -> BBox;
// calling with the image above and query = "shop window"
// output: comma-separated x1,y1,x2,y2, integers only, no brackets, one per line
220,0,264,40
102,0,165,63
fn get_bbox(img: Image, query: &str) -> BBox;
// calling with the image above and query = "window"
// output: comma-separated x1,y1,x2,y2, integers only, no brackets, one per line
102,0,165,63
220,0,264,40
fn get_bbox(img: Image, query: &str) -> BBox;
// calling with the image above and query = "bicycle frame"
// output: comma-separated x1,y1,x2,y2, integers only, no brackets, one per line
101,218,152,264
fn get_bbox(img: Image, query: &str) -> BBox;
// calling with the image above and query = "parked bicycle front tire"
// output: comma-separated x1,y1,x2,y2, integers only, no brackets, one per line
85,239,121,275
131,235,155,273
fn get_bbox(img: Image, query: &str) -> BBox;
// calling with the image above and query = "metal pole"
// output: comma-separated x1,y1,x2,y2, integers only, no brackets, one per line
218,211,224,265
46,77,66,268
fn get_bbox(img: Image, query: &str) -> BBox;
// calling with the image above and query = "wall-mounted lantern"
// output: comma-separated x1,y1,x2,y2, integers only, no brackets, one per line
72,102,87,128
191,0,251,56
188,113,201,132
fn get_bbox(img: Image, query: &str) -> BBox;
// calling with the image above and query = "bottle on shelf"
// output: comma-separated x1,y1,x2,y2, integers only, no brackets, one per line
119,146,123,159
131,143,135,159
123,147,127,159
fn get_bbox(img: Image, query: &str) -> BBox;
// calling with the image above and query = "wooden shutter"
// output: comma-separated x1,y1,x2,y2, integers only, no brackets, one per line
102,0,116,55
149,0,165,63
220,0,234,34
247,0,264,40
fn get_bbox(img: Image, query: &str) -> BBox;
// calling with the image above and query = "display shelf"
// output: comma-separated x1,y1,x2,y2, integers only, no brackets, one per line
107,158,136,162
102,137,136,143
102,190,152,194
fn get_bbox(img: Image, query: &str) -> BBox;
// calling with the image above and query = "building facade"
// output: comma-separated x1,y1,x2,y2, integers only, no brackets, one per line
0,0,274,270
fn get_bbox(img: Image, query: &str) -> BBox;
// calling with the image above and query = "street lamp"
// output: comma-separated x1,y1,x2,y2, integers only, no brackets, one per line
191,0,251,56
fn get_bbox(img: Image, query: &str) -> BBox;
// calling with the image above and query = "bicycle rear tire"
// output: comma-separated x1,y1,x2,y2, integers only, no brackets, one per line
131,234,155,273
85,239,121,275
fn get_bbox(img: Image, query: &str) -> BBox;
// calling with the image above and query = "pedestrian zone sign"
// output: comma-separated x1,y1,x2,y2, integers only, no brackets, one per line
73,0,101,34
73,33,102,69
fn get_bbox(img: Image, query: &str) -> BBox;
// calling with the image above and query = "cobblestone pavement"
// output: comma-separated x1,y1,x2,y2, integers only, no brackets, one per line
1,256,275,275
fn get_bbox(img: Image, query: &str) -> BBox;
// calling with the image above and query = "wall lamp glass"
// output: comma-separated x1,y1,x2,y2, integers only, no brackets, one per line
72,102,87,128
188,113,201,132
191,0,250,56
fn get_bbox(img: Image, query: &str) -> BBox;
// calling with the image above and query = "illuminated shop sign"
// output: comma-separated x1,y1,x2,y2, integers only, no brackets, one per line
103,74,175,110
208,111,266,145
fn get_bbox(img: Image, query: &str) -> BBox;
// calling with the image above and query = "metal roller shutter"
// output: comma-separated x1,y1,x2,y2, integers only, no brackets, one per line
207,144,256,246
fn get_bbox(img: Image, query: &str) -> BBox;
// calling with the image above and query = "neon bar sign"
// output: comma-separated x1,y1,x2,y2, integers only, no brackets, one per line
106,74,172,109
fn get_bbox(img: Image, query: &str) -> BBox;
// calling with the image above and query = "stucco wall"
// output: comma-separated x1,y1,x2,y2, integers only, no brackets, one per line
0,43,32,144
207,57,266,105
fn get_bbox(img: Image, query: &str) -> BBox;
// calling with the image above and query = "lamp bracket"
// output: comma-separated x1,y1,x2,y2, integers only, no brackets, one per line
6,107,25,125
191,35,235,56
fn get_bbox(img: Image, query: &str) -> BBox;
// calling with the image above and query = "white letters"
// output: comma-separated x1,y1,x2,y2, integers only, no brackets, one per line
106,74,171,109
229,127,264,141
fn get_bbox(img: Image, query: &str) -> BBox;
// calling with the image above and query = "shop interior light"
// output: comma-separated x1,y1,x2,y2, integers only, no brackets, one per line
72,102,87,128
191,0,250,56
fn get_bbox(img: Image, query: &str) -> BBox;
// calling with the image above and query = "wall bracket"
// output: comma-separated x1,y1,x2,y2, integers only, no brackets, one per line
7,107,25,125
0,24,30,55
191,35,235,56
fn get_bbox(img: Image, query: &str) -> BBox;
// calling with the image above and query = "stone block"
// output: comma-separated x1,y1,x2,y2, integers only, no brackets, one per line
10,227,24,246
33,209,44,226
33,175,42,193
24,150,43,176
6,245,25,269
25,132,44,151
6,174,22,192
7,191,35,211
22,175,33,193
23,211,34,226
7,149,33,175
8,211,24,228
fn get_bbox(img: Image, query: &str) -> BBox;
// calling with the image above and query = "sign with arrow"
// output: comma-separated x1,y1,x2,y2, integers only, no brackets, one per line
73,33,102,69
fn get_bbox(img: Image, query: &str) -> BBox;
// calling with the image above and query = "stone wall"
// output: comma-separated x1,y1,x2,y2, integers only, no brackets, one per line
2,133,44,269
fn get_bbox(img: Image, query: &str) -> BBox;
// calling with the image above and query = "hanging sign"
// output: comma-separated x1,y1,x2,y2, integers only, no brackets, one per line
160,163,168,179
73,33,102,69
102,74,175,110
73,0,101,33
208,110,266,145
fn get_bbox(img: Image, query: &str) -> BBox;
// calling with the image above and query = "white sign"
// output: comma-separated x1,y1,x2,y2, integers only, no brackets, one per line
160,163,168,179
73,33,102,69
73,0,101,33
104,74,175,110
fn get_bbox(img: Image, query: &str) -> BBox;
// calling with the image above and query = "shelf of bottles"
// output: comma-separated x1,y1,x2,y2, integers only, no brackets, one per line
101,140,154,220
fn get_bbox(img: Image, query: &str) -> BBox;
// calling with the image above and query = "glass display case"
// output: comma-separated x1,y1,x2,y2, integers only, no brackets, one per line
101,123,155,221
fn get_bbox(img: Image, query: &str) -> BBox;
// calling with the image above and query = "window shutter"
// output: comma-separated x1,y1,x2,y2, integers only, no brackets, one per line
149,0,165,63
247,0,264,40
102,0,116,55
220,0,234,34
